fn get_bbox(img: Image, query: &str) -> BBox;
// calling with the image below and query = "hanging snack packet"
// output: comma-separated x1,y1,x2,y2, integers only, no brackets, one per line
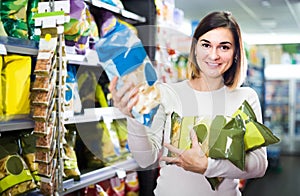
95,18,160,127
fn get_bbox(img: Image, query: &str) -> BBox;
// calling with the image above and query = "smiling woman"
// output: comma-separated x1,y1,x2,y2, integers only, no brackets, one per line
109,11,268,196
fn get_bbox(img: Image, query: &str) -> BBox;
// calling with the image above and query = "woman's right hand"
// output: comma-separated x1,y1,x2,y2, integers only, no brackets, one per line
108,76,139,117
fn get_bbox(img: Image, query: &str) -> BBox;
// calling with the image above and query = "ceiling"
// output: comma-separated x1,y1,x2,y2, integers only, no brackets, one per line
174,0,300,44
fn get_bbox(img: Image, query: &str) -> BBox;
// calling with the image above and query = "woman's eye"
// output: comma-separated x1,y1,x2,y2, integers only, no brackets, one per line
220,45,230,50
201,43,210,48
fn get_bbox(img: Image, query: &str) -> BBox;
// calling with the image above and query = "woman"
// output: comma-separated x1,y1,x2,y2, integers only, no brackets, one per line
109,11,268,196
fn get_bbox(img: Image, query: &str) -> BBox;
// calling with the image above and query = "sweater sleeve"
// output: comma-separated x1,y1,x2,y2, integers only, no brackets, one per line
127,83,177,168
204,88,268,179
127,104,166,168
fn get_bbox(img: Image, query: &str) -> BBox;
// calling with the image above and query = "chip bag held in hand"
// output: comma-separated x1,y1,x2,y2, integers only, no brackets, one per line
95,18,160,126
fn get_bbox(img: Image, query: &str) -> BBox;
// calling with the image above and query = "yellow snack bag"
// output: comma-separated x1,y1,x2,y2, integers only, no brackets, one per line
2,54,31,116
0,56,3,116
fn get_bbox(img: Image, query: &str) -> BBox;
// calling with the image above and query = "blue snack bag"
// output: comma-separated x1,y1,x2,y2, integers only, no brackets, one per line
95,19,160,127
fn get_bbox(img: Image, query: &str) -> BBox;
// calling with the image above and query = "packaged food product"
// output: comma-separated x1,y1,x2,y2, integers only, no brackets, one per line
35,140,56,163
0,143,37,195
1,54,31,115
65,64,82,116
33,111,56,135
31,85,55,106
39,160,56,196
34,53,56,76
36,126,56,150
95,18,160,126
63,129,80,180
20,132,40,183
125,172,139,195
0,0,29,39
32,69,57,92
37,158,56,177
232,100,280,151
0,56,2,116
107,176,125,196
32,99,55,122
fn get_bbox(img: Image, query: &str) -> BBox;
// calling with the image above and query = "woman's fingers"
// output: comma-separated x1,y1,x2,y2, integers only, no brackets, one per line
108,76,139,116
190,129,205,157
108,76,118,93
190,129,199,147
164,143,184,156
160,143,185,165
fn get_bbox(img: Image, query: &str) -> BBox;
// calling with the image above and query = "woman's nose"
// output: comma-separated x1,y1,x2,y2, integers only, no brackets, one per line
209,48,220,60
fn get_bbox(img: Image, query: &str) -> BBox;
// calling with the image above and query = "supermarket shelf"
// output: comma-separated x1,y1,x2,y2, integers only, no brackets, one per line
62,158,139,195
0,36,38,56
0,107,126,131
66,49,100,67
64,107,126,124
85,0,146,23
0,115,34,132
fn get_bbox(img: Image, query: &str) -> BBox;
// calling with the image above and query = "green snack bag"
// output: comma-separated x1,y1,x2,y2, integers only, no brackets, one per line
20,132,40,183
0,0,29,39
233,100,280,151
0,136,37,195
169,112,182,153
26,0,39,41
209,115,246,170
169,112,196,157
194,115,245,190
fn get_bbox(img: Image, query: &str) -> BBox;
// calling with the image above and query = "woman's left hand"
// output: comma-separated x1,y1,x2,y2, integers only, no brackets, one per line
160,129,208,174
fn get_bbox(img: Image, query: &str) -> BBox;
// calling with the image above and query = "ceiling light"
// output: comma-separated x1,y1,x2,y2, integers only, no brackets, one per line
261,0,271,8
260,19,277,28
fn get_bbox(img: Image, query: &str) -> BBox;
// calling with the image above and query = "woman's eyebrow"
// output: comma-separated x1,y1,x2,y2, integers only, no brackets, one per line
200,39,233,45
200,39,210,43
220,41,233,45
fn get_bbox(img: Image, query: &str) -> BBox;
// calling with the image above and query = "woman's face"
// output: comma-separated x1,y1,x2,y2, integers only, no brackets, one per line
195,27,235,80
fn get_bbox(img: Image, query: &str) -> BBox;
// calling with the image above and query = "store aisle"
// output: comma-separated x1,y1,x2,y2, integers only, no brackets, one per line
242,155,300,196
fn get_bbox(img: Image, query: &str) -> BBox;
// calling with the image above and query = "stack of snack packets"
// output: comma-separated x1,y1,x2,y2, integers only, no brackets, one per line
170,100,280,190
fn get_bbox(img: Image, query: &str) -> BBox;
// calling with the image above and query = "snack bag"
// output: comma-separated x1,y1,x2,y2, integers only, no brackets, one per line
0,56,3,116
0,136,37,195
64,0,98,54
65,64,82,116
232,100,280,151
63,128,80,181
0,0,29,39
1,54,31,116
20,132,40,183
95,18,160,127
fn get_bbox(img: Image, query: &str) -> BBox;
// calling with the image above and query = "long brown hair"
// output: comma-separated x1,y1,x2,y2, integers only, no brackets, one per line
187,11,246,90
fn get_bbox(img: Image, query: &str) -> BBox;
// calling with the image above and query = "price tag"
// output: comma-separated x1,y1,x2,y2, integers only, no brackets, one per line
116,169,126,179
0,44,7,55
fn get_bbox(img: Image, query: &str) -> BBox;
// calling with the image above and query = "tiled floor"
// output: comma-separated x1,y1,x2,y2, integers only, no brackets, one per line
242,155,300,196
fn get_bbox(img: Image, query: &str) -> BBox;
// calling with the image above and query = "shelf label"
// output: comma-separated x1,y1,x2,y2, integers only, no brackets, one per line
0,44,7,55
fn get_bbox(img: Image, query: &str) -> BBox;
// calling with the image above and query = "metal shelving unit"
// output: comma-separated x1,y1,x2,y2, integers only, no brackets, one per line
85,0,146,23
0,116,34,132
264,64,300,155
0,36,38,56
62,158,139,195
63,107,126,124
